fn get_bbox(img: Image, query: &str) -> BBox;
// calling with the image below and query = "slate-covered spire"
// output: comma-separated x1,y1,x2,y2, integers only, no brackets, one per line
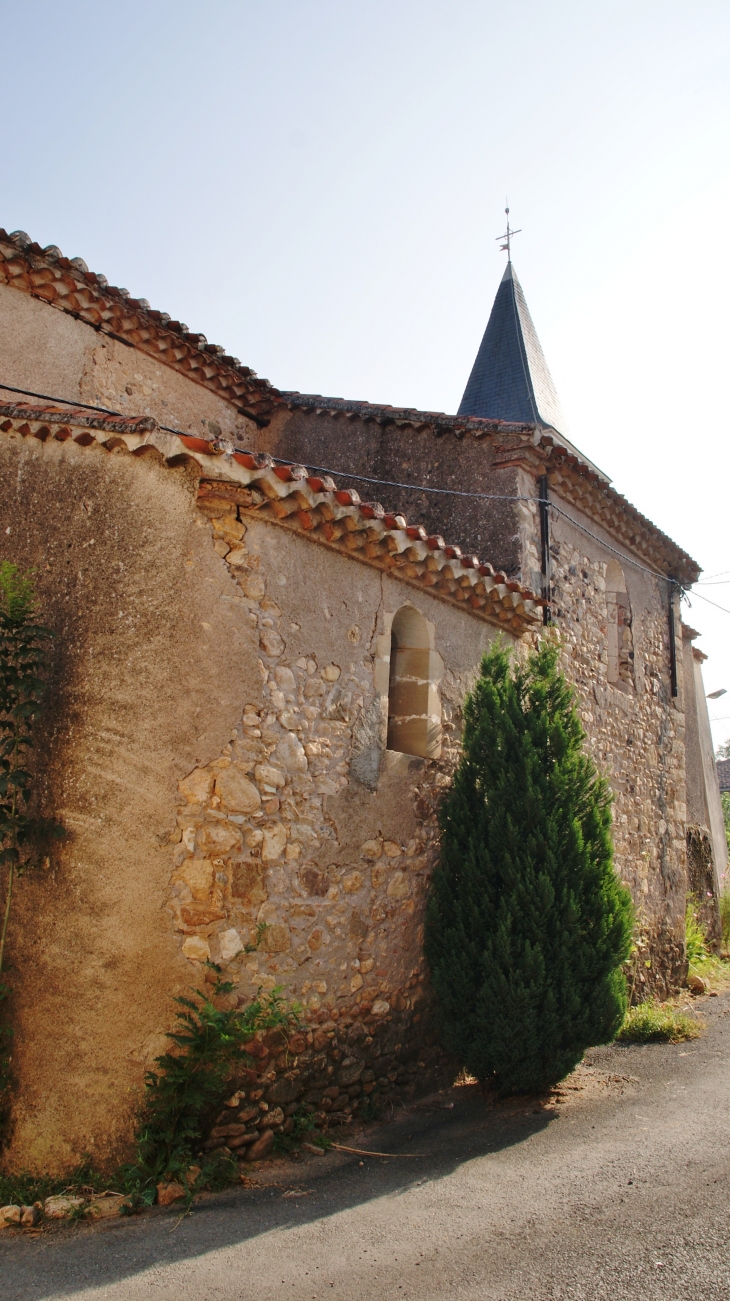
458,261,566,434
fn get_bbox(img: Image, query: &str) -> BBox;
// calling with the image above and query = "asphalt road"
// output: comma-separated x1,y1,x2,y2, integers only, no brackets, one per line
3,991,730,1301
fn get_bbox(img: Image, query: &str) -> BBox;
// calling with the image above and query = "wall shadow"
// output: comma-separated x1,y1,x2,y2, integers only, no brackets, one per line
3,1090,557,1300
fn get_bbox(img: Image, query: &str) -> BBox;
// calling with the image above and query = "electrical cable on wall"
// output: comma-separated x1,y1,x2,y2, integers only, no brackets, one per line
1,378,718,604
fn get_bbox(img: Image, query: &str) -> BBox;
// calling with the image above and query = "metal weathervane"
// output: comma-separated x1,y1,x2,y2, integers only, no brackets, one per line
496,204,521,261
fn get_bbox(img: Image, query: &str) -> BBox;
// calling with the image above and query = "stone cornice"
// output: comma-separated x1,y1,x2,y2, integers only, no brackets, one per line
493,430,699,586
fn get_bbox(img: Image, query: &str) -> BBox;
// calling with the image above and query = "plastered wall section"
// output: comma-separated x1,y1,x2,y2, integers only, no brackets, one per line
0,281,255,444
0,430,263,1173
516,475,688,995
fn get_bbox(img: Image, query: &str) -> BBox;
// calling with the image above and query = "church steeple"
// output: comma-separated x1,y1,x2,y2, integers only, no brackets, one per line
457,260,566,435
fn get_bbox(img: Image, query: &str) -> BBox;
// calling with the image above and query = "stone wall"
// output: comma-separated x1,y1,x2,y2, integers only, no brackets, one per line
262,405,525,576
516,475,688,997
261,410,697,997
163,486,506,1153
0,423,510,1171
199,1000,454,1164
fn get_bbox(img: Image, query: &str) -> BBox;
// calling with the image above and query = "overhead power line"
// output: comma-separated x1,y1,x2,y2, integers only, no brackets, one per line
685,590,730,618
0,378,716,599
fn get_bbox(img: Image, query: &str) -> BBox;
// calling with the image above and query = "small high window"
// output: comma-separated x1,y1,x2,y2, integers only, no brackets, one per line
387,606,442,759
606,560,634,688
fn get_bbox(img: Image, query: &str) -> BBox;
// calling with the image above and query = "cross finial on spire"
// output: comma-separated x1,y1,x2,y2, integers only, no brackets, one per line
496,203,521,261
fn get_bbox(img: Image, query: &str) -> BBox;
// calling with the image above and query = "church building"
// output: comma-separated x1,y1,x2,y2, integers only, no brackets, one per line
0,227,723,1173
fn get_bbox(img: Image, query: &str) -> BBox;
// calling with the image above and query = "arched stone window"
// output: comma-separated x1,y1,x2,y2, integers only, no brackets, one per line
386,605,442,759
606,560,634,688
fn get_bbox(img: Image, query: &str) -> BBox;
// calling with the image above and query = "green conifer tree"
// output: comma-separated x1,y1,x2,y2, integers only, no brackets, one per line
424,640,633,1094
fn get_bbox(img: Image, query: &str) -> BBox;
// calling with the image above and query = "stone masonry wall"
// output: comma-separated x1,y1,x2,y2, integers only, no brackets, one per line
262,406,524,577
160,489,512,1150
166,466,692,1167
164,488,505,1156
516,475,687,997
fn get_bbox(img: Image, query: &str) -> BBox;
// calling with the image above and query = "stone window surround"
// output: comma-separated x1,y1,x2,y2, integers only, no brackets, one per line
374,603,444,766
605,559,635,693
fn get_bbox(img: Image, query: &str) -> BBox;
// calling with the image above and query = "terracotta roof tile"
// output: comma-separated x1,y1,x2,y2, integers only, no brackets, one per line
0,400,155,436
280,389,534,439
0,231,277,425
0,401,544,634
0,229,699,585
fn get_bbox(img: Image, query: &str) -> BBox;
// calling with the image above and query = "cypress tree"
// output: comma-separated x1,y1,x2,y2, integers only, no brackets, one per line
424,640,633,1094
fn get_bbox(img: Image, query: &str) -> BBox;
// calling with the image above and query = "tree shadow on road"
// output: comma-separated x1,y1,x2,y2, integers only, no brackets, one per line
2,1087,559,1300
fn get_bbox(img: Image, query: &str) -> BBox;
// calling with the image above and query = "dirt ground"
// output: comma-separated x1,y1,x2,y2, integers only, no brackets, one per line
3,989,730,1300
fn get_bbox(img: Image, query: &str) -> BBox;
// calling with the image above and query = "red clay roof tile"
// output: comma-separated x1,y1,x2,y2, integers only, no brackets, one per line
0,229,700,585
0,231,276,425
0,400,544,634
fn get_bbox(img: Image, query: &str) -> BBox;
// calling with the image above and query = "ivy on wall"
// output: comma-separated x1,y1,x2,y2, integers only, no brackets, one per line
0,563,63,1137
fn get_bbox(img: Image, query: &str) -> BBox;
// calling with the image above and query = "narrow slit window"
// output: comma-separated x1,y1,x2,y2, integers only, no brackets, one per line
606,560,634,688
387,606,442,759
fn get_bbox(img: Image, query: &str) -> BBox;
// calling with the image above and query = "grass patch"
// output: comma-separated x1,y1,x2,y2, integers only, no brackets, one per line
684,897,730,990
0,1159,109,1210
689,952,730,990
617,1000,702,1044
720,890,730,953
684,897,730,989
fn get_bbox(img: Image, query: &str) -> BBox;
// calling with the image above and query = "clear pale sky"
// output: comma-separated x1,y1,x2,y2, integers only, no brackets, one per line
3,1,729,743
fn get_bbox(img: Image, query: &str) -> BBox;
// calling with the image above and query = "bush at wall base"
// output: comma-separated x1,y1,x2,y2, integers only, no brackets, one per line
425,640,634,1095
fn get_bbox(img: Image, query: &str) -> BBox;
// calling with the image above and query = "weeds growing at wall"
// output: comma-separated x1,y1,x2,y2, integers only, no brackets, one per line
272,1107,317,1156
0,974,303,1211
0,563,63,1137
117,972,302,1206
619,896,717,1042
0,1159,112,1212
686,898,710,971
682,898,730,992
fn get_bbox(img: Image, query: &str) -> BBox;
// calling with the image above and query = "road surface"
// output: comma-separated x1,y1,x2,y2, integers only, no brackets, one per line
3,990,730,1300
